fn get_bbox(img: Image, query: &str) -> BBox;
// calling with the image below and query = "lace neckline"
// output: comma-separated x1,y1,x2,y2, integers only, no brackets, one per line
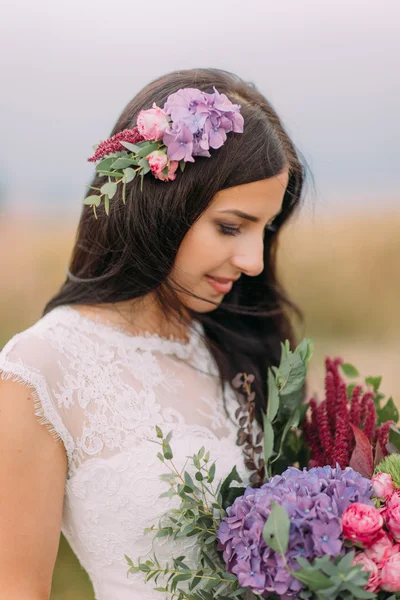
52,305,203,360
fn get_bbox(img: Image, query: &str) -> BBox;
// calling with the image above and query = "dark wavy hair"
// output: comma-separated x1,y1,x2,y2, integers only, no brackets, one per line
44,67,306,423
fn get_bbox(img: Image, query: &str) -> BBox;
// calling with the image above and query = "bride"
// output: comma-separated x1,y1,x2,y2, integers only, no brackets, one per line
0,68,305,599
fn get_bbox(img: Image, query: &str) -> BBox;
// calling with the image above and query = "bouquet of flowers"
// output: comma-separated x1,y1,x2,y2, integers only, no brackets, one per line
126,340,400,599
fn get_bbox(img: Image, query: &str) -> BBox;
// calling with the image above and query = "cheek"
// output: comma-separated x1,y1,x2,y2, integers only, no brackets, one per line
174,225,229,277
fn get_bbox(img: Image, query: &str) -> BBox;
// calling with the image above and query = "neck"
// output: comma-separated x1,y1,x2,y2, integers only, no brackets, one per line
84,294,192,342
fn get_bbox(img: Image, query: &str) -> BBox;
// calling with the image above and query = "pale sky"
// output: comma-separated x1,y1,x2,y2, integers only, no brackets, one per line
1,0,399,216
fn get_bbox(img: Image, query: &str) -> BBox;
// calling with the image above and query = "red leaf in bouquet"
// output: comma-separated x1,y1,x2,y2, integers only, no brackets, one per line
349,423,374,478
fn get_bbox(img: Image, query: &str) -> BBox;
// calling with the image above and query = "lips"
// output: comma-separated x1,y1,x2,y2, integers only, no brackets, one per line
205,275,239,295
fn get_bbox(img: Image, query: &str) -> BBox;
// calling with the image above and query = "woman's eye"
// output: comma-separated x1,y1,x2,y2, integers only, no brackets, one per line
218,224,240,237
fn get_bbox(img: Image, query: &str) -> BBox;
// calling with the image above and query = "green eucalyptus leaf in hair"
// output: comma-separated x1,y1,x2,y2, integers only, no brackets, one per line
120,141,141,153
101,182,117,199
123,168,136,183
83,195,101,207
110,157,138,169
138,142,159,157
104,195,110,215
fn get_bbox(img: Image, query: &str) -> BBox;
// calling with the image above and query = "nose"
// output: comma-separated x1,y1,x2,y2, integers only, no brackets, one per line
231,237,264,277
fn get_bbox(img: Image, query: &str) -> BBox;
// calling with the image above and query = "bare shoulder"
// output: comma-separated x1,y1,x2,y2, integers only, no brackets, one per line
0,377,67,597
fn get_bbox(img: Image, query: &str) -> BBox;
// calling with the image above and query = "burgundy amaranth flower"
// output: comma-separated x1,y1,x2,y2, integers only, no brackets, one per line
375,421,393,456
88,128,145,162
303,357,379,468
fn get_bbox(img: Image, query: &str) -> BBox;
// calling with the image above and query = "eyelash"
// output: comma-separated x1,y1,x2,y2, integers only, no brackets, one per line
218,223,277,237
218,224,241,236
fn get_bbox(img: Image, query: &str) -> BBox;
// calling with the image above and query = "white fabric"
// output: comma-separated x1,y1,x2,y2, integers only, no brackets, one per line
0,305,249,599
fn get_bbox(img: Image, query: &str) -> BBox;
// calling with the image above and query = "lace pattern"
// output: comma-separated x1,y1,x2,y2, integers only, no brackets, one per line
0,306,250,599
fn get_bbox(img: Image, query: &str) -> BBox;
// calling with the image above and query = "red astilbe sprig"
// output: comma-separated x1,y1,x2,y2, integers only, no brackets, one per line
334,381,354,468
349,385,363,427
88,128,145,162
375,421,393,457
303,357,378,469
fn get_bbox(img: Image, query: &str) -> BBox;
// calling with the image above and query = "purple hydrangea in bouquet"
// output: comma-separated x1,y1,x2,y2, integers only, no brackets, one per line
126,339,400,599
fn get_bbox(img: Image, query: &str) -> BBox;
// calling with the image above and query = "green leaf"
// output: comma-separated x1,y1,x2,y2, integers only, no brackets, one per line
278,345,308,396
180,160,186,172
272,407,301,465
173,573,192,582
347,383,357,400
95,157,116,172
138,157,151,174
124,167,136,183
120,141,141,153
344,582,377,598
337,550,355,572
262,501,290,554
125,554,134,566
219,465,243,508
156,425,163,438
366,376,382,393
183,472,195,491
83,195,101,207
207,462,216,483
378,397,399,426
267,369,279,422
263,413,274,469
100,181,117,199
110,157,137,169
122,180,127,205
189,570,204,591
137,142,159,157
97,169,123,178
293,567,333,591
389,425,400,452
341,363,360,378
162,439,173,460
104,195,110,215
297,338,314,365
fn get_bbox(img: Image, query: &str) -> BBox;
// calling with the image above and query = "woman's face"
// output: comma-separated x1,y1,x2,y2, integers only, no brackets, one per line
170,171,289,313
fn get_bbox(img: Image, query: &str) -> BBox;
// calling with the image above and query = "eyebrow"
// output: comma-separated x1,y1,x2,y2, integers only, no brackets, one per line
217,209,280,224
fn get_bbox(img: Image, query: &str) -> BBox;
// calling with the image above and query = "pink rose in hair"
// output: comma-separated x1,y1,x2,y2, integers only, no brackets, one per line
381,553,400,592
342,503,383,547
352,552,380,593
365,532,395,563
387,490,400,508
385,498,400,542
146,150,168,176
372,472,395,500
155,160,179,182
137,103,169,140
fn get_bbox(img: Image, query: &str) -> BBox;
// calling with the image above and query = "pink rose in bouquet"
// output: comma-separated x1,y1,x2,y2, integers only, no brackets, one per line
137,103,169,141
352,552,380,592
385,495,400,542
380,552,400,592
365,532,396,563
342,503,383,547
371,472,395,500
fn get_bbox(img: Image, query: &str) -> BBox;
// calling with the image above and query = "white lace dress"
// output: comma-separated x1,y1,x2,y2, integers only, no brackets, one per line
0,305,249,600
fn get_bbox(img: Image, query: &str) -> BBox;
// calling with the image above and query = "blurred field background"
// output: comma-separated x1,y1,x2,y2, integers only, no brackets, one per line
1,207,399,598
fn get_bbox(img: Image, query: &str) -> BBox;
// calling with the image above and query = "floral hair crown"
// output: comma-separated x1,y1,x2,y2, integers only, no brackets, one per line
85,86,244,216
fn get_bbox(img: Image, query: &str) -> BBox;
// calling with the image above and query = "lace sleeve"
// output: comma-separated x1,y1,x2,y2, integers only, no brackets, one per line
0,331,75,468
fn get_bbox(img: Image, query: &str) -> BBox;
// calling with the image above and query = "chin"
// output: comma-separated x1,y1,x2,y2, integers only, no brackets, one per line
183,296,223,313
